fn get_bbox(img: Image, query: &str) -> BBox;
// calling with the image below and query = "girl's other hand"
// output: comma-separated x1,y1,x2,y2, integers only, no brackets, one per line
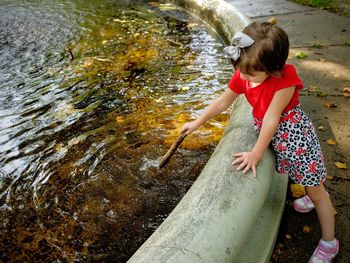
180,120,200,135
232,151,262,177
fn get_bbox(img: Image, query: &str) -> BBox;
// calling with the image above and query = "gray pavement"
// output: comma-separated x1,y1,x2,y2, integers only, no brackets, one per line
227,0,313,18
226,0,350,46
223,0,350,158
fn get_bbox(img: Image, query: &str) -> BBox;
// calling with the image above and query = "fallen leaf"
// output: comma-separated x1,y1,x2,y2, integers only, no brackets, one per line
326,139,337,146
285,234,292,240
116,116,124,123
268,17,278,24
308,85,319,92
318,125,325,131
295,51,308,59
290,184,306,198
307,85,327,96
323,100,337,108
343,87,350,98
335,162,348,169
326,175,334,181
181,86,190,91
303,225,311,234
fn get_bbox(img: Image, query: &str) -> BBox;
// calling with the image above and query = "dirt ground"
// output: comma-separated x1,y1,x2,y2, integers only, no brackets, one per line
270,3,350,263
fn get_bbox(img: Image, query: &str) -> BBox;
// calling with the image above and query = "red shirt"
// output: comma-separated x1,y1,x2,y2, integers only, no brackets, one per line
228,64,304,119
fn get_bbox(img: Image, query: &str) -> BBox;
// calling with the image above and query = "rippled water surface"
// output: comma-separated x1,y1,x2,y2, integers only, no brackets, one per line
0,0,233,261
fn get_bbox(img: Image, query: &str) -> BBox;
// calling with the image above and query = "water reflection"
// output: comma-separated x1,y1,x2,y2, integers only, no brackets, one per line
0,0,233,261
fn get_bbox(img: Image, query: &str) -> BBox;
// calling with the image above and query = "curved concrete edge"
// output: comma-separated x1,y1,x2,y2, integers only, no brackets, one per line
128,0,288,262
170,0,251,43
237,172,288,263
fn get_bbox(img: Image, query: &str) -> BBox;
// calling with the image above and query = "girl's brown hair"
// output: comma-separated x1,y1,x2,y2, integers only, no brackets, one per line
231,22,289,77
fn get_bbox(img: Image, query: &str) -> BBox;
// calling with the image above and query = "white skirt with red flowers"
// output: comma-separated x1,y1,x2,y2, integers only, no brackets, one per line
253,106,326,186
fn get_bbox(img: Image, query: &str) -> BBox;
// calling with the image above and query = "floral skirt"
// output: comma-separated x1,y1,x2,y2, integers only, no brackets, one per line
253,106,326,186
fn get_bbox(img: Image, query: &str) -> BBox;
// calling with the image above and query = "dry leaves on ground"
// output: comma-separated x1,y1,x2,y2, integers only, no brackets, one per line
290,184,306,198
343,87,350,98
334,161,348,169
326,138,337,145
303,225,311,234
323,100,337,108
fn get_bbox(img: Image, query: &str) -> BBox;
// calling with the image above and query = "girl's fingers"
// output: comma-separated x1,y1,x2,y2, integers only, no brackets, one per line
237,161,247,171
252,165,256,178
236,161,257,177
243,163,251,174
232,158,241,165
232,153,244,165
232,152,258,177
232,156,245,165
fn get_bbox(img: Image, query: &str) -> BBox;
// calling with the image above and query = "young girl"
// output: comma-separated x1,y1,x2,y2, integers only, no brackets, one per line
180,22,339,263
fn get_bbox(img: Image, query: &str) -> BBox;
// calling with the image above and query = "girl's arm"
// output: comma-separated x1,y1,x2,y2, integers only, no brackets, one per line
233,86,296,177
180,89,239,134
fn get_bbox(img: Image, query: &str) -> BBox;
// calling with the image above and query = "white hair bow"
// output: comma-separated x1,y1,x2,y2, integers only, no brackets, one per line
223,32,254,61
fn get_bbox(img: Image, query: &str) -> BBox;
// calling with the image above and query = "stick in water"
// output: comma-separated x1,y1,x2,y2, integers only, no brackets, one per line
159,132,187,168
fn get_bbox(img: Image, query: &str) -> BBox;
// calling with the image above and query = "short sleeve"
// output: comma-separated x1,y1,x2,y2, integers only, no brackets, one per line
276,64,304,91
228,70,244,94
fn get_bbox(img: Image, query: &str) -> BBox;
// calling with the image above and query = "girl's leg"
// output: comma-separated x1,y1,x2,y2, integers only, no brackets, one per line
306,184,334,240
307,184,339,262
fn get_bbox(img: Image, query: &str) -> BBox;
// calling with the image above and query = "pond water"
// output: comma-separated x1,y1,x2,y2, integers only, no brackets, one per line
0,0,233,261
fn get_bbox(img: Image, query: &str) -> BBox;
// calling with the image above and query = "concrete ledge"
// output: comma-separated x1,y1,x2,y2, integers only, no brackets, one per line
170,0,250,43
237,171,287,263
128,0,288,262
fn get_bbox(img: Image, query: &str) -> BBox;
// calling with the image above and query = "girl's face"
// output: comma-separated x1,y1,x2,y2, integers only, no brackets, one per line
240,70,269,84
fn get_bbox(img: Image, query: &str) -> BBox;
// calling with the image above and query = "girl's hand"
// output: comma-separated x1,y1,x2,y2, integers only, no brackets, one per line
232,151,262,177
180,120,201,135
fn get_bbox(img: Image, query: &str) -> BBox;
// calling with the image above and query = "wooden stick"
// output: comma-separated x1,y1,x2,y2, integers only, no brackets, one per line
159,133,187,168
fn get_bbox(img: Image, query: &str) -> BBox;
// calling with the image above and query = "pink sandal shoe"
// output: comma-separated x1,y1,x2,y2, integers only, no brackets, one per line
293,195,315,213
309,239,339,263
293,192,330,213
